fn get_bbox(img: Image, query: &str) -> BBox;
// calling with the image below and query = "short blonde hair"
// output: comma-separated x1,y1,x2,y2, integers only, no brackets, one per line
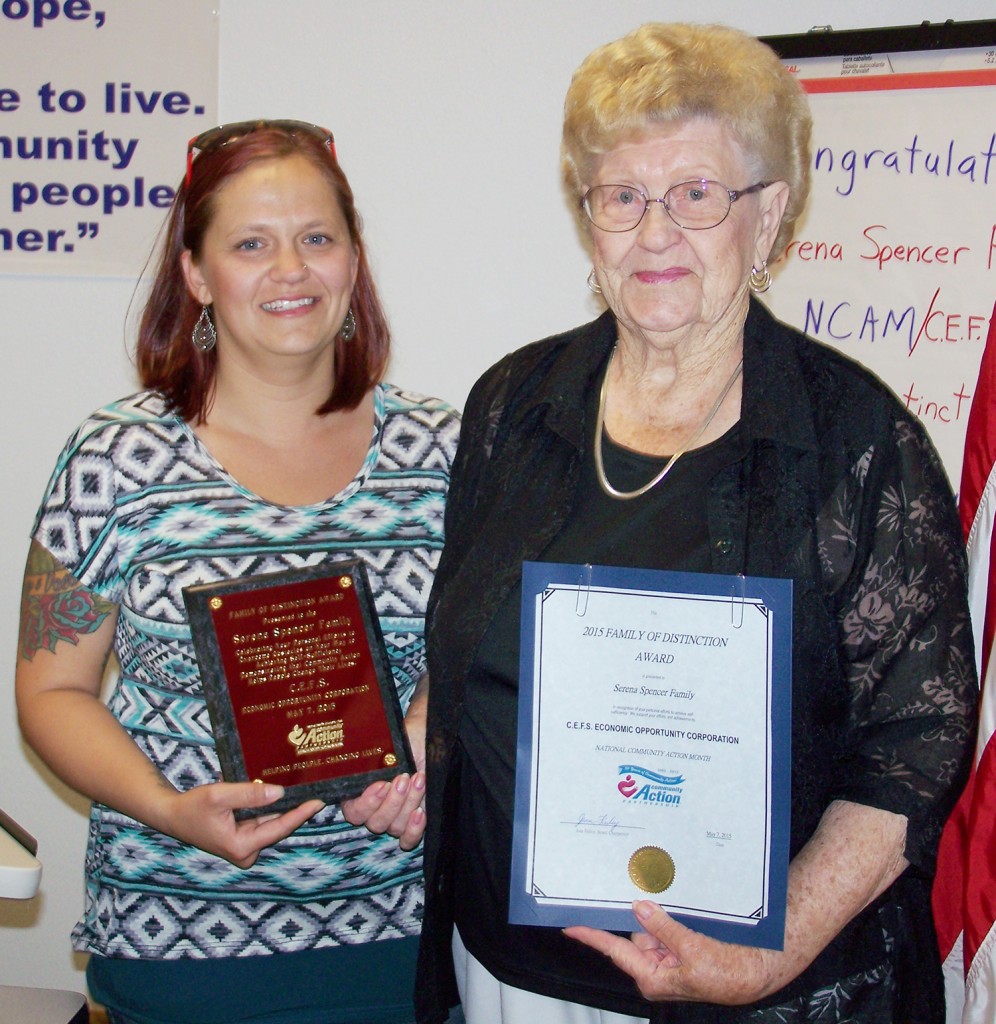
562,23,811,256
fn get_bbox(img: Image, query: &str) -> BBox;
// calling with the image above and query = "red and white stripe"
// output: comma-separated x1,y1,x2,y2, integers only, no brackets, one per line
933,301,996,1024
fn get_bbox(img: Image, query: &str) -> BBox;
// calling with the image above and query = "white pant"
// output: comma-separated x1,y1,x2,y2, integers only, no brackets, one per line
452,928,650,1024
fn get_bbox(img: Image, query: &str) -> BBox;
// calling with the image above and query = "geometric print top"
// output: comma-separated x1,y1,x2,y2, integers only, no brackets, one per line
32,384,459,959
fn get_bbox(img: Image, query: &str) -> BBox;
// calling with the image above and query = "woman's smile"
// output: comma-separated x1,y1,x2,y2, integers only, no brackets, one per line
634,268,690,284
260,295,319,313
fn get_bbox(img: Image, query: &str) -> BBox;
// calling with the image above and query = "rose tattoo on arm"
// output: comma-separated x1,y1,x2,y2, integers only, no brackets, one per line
19,543,115,661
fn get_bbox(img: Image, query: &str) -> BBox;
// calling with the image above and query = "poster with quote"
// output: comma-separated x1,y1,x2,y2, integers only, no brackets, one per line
0,0,218,277
763,30,996,487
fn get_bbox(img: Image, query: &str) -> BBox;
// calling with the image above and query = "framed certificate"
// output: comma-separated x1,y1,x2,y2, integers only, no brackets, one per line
183,559,414,817
510,561,792,949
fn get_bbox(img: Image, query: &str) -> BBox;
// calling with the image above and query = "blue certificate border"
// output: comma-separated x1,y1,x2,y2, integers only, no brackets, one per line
510,560,792,949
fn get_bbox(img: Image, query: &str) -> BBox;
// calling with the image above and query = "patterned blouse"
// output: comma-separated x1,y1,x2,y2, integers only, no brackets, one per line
32,384,459,960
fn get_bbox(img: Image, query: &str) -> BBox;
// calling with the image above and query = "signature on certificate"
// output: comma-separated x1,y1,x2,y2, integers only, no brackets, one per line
570,812,642,835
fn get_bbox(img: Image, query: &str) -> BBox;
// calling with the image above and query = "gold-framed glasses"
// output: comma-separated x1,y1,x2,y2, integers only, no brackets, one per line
582,179,769,232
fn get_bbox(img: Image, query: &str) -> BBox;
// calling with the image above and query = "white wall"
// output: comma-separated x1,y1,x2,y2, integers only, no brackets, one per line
1,0,992,996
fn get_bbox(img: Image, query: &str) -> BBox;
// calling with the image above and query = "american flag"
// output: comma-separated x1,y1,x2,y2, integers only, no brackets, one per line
933,300,996,1024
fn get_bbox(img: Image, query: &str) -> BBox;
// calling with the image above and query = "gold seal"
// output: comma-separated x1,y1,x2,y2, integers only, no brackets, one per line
338,576,353,589
628,846,675,893
383,753,397,767
209,597,223,610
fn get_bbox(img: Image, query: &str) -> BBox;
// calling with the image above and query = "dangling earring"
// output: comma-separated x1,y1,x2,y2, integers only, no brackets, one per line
587,269,602,295
339,307,356,341
191,305,217,351
749,261,771,294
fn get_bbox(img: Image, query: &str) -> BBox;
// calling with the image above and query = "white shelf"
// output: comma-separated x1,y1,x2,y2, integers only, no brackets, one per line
0,823,42,899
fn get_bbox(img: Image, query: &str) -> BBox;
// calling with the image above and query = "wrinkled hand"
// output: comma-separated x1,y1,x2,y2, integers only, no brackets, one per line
340,771,426,850
161,781,323,869
565,901,776,1006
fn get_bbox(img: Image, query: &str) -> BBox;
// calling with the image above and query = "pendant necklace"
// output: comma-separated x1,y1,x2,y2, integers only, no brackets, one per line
593,348,743,501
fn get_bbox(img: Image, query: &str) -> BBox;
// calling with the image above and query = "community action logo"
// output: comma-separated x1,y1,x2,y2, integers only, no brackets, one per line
617,765,685,805
288,720,345,757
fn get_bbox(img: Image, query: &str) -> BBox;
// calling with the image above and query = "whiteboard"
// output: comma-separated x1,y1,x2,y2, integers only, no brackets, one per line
761,21,996,487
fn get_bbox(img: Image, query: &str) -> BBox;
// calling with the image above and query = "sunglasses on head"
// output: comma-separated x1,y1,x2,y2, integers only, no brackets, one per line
185,120,336,187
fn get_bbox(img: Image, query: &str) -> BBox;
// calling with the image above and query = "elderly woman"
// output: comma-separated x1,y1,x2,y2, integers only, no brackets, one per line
16,121,458,1023
410,22,976,1024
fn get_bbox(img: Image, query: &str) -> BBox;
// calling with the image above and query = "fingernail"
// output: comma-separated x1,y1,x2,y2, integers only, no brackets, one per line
394,774,410,794
413,773,426,792
263,785,284,800
634,900,654,921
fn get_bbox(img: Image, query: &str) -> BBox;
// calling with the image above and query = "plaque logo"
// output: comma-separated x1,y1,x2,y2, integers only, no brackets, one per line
288,720,346,756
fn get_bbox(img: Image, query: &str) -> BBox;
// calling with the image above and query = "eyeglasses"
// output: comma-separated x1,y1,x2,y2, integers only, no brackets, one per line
581,179,770,232
185,120,336,187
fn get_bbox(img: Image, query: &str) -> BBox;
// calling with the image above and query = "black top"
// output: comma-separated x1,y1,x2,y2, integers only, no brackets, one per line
418,301,977,1024
455,404,744,1014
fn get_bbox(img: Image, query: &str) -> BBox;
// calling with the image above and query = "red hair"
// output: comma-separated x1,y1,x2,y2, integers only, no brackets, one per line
136,127,391,423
